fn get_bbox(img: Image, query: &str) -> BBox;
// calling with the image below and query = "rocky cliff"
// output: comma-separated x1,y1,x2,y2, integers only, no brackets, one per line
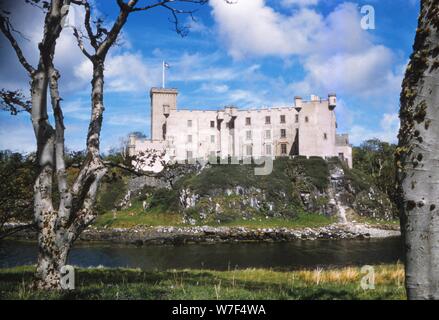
104,157,397,225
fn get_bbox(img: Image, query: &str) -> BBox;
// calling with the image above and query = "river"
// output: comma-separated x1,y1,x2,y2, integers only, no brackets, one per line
0,238,403,270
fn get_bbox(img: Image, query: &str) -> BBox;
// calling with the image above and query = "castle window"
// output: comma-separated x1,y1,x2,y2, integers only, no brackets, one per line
187,135,192,143
211,135,215,143
281,143,287,155
210,121,215,128
280,115,286,123
305,116,309,123
245,117,251,126
265,116,271,125
265,130,271,139
281,129,287,138
187,151,193,159
246,130,252,140
295,114,299,123
187,120,192,127
265,144,272,155
246,145,253,156
324,133,328,140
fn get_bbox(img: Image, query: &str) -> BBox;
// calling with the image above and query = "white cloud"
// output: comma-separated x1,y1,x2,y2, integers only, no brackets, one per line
210,0,402,97
199,83,230,93
210,0,323,59
186,17,210,34
349,113,400,145
293,45,403,96
106,114,150,126
74,51,161,93
281,0,319,7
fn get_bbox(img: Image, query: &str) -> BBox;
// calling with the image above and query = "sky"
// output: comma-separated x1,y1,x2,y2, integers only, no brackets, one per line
0,0,420,153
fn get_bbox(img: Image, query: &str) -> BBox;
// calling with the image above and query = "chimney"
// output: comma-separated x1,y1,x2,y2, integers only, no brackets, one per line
310,94,320,102
294,96,302,108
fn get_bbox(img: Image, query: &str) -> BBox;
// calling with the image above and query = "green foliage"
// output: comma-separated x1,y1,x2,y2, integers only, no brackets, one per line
0,150,36,229
353,139,397,203
179,157,329,197
148,188,179,213
288,156,329,191
96,170,127,214
343,167,374,192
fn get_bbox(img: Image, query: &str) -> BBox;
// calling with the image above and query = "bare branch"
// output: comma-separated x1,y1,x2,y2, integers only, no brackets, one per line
131,0,209,36
72,26,93,60
103,160,159,177
0,14,35,75
0,89,32,115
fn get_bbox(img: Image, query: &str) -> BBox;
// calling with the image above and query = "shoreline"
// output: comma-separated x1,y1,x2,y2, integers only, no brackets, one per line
6,222,401,245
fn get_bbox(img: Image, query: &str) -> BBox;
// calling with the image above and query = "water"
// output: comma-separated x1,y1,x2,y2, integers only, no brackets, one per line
0,238,403,271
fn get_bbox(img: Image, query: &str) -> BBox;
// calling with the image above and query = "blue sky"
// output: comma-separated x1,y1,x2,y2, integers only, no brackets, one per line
0,0,420,153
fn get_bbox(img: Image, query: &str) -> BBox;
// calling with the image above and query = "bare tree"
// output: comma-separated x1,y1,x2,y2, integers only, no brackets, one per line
0,0,75,289
0,0,216,290
397,0,439,300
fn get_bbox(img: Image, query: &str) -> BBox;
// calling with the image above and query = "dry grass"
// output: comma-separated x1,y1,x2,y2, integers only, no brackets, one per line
210,262,405,286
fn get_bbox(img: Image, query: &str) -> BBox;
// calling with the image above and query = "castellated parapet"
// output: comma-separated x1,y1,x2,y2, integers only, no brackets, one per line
129,88,352,172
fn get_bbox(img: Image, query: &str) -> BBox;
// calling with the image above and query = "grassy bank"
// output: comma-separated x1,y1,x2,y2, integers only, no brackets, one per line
0,264,405,300
95,204,336,229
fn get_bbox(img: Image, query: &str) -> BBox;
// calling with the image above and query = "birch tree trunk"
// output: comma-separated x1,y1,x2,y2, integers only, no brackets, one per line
397,0,439,300
1,0,75,289
2,0,208,290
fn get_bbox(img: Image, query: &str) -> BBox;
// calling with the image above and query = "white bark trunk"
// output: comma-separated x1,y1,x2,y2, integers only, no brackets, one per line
397,0,439,300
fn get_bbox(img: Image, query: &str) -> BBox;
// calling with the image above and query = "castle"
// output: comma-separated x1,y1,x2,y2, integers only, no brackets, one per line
128,88,352,171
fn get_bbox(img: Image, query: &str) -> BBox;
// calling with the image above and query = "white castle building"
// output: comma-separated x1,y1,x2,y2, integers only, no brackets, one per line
128,88,352,171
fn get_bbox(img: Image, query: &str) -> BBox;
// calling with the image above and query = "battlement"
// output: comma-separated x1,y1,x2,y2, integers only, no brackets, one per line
150,87,178,95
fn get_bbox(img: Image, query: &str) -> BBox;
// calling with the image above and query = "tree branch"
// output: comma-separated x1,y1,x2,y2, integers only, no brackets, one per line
48,66,73,227
103,160,159,177
72,26,93,60
0,222,37,241
0,89,32,115
0,14,35,75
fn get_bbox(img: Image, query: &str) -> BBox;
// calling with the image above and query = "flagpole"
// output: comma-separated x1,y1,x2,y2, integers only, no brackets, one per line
162,60,165,88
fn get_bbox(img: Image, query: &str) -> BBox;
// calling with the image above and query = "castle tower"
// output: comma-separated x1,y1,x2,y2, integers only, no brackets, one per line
150,88,178,141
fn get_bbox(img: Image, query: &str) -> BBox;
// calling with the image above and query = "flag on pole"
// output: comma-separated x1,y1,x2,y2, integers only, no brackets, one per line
162,61,170,88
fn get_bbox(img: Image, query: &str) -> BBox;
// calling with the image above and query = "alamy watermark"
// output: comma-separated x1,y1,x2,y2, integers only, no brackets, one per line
61,4,80,29
361,5,376,30
60,265,75,290
360,265,375,290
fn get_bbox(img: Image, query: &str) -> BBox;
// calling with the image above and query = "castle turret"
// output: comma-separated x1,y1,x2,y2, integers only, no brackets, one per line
150,88,178,141
128,133,137,156
328,93,337,110
294,96,303,109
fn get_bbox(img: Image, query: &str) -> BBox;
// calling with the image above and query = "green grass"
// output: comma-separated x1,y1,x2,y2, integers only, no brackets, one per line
210,213,336,229
0,264,406,300
95,202,335,229
95,202,183,228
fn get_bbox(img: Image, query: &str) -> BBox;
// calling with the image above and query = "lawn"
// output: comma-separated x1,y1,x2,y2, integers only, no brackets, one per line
0,264,406,300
